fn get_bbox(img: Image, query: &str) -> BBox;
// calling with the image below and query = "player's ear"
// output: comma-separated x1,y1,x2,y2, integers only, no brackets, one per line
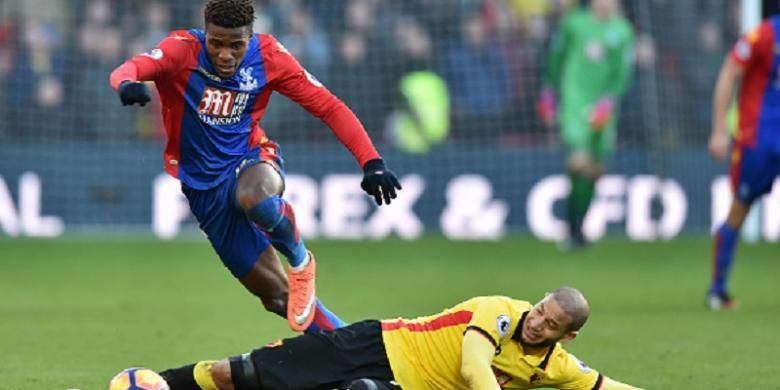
560,330,578,344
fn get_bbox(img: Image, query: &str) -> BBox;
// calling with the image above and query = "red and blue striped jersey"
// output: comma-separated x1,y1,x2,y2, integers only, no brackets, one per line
110,30,379,190
731,17,780,152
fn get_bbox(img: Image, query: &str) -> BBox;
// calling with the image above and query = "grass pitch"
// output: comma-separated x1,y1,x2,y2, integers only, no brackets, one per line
0,237,777,389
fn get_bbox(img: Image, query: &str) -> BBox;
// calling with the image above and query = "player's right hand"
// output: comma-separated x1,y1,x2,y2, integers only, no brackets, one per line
708,131,730,161
361,159,402,206
536,88,557,127
118,81,151,106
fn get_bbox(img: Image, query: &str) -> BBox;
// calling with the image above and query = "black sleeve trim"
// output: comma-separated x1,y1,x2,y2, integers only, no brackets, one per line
464,325,498,349
591,374,604,390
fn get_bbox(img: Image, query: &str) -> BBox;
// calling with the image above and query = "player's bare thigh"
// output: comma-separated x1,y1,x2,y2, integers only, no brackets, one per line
235,162,283,210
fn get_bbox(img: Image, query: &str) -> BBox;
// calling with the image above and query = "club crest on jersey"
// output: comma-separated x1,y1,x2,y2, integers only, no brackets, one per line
197,87,250,125
239,67,258,91
585,40,606,62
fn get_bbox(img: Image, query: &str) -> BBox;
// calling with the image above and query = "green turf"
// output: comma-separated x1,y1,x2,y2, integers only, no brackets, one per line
0,237,777,389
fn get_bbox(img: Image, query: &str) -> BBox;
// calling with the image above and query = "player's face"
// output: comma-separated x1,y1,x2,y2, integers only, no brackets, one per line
205,23,251,78
521,297,576,348
590,0,618,20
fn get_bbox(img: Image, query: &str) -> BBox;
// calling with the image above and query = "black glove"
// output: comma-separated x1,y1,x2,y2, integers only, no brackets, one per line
118,81,151,106
361,158,402,206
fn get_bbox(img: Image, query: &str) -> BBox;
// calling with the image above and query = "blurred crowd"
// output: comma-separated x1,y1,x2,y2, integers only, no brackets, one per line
0,0,741,149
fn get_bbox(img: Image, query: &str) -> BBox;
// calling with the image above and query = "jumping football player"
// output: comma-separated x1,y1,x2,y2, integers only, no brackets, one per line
109,0,401,331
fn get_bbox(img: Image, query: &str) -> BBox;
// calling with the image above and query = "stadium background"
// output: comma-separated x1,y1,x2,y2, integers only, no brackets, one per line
0,1,778,389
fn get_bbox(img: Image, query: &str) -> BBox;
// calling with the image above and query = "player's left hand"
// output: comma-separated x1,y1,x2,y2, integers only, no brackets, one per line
589,96,614,132
361,159,402,206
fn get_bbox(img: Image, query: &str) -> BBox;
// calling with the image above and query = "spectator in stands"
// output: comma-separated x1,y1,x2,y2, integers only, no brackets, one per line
385,16,450,153
440,12,512,139
278,6,331,83
6,19,65,138
67,0,133,138
0,22,13,136
682,19,724,142
327,31,384,137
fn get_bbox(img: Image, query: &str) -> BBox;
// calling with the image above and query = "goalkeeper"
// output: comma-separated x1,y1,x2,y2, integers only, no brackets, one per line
537,0,634,248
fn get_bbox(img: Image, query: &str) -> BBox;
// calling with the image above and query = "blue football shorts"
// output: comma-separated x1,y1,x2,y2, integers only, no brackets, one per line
182,145,285,278
730,144,780,204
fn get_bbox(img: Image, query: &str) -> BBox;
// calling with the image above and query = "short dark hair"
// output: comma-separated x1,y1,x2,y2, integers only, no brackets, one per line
204,0,255,30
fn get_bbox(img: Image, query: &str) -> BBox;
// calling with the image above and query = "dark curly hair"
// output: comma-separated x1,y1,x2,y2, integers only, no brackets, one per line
204,0,255,30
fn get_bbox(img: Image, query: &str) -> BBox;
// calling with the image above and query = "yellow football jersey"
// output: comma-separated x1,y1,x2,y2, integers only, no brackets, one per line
381,296,602,389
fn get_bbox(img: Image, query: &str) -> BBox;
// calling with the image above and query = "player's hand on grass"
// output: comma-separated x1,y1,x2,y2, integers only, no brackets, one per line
361,158,402,206
118,81,151,106
589,96,614,132
536,88,557,127
708,130,730,161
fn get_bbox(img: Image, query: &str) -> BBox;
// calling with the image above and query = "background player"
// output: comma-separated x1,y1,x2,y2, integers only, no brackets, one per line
109,0,401,331
707,13,780,310
158,287,642,390
537,0,634,249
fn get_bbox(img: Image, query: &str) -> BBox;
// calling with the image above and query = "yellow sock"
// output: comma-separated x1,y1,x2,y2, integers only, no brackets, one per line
193,360,219,390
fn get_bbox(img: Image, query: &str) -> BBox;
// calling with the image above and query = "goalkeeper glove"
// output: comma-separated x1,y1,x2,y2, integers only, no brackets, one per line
536,87,557,126
589,96,614,132
361,159,402,206
118,81,151,106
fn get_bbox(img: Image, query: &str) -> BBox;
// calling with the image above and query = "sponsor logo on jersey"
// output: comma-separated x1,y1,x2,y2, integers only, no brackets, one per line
197,87,250,125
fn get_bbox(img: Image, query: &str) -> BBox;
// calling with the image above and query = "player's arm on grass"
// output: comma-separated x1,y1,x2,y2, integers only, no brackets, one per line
461,329,501,390
263,35,401,205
